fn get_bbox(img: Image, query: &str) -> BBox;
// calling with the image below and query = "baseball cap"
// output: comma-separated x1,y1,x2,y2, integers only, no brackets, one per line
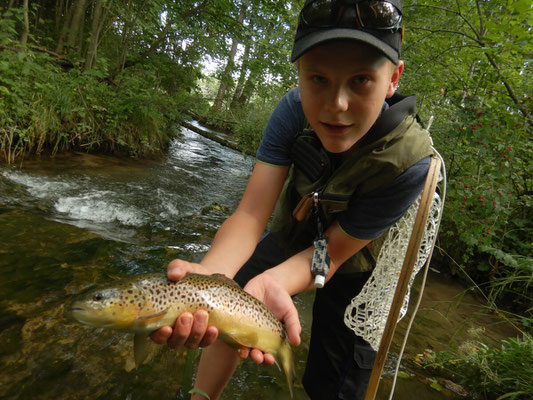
291,0,404,64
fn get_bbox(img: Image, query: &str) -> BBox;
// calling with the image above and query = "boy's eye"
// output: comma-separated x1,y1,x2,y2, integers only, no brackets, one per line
351,76,370,85
311,75,327,84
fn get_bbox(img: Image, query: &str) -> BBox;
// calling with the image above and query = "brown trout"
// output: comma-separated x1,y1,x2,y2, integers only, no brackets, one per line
71,272,294,397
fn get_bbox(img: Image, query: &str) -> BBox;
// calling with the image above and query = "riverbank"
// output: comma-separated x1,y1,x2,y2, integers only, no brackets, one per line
180,120,255,157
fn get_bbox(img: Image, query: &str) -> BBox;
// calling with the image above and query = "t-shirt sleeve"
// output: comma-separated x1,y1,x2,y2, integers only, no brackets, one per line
338,156,431,240
256,88,306,166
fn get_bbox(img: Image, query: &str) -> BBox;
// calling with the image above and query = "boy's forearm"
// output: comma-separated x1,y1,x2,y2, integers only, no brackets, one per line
200,211,266,278
262,246,343,295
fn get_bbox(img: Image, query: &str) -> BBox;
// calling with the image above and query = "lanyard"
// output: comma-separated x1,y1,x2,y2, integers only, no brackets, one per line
310,192,330,288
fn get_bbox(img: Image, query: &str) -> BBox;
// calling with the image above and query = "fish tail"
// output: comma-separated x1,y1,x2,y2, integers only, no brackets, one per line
277,338,295,399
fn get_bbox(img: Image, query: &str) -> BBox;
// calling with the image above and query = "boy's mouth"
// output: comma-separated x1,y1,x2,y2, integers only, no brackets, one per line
320,122,353,134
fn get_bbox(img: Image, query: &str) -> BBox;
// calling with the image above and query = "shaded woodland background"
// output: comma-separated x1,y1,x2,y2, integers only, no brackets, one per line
1,0,531,355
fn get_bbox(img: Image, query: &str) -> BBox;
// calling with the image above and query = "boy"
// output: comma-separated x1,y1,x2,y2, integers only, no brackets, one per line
151,0,434,398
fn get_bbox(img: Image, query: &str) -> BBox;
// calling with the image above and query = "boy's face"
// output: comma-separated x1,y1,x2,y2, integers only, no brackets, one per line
298,40,403,153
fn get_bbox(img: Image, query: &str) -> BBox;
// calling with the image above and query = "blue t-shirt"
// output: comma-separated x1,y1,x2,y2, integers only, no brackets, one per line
256,88,430,240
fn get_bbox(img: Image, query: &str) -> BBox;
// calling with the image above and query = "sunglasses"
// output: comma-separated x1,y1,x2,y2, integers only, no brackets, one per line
300,0,402,31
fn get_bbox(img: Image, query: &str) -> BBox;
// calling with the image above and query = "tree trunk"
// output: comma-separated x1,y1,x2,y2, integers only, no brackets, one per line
236,69,257,107
76,2,87,55
84,0,104,69
55,0,65,33
212,39,239,111
230,42,251,110
20,0,29,46
211,1,247,112
235,22,272,107
56,0,89,54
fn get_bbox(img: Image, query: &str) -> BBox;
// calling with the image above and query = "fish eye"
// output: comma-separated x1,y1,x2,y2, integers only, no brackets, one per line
93,293,104,302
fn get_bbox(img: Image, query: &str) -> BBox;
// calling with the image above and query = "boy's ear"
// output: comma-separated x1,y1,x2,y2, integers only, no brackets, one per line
387,61,404,98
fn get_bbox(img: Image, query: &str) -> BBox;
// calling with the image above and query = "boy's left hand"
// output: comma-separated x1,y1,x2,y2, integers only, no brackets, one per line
241,273,302,365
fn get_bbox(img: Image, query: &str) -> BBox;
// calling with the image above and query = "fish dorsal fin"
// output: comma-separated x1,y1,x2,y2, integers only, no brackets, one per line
211,273,241,289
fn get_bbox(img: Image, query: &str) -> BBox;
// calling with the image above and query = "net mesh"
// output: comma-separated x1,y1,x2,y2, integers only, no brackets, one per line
343,191,443,351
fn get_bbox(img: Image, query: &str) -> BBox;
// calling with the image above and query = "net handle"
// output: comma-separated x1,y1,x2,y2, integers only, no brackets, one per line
363,154,442,400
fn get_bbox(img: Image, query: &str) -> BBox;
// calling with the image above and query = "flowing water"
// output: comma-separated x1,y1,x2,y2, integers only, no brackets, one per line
0,125,517,399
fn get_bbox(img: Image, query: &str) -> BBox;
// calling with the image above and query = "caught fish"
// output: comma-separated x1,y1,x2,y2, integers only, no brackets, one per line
71,272,295,397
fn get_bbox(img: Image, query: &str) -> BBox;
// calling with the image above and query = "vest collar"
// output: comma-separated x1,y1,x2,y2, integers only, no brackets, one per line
358,93,416,147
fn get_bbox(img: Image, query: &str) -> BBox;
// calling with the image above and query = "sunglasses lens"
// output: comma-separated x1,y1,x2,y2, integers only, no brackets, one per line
357,1,401,29
300,0,401,30
301,0,338,26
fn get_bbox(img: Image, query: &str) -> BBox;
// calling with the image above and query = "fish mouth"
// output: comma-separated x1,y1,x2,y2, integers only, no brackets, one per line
69,303,105,325
70,302,90,314
70,308,115,328
69,305,92,322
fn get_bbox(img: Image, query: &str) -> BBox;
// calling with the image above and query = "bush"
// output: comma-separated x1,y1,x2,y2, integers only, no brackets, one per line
423,332,533,399
433,99,532,319
0,44,187,161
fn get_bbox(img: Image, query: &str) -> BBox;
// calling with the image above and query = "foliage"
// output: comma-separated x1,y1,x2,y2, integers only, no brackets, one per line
0,1,217,159
421,333,533,399
401,0,532,315
0,43,184,158
1,0,300,159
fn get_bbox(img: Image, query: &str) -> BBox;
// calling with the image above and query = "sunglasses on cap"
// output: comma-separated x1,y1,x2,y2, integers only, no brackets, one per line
299,0,402,32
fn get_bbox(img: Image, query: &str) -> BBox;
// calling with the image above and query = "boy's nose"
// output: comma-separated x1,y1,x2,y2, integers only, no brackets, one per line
329,87,350,112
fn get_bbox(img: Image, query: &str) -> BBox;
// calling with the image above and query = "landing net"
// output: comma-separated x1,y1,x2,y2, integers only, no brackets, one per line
344,191,443,351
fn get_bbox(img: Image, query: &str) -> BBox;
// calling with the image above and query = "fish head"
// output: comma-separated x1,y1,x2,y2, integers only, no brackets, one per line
71,280,147,330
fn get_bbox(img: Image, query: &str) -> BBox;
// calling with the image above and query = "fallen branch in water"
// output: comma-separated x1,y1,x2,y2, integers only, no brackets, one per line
180,121,254,157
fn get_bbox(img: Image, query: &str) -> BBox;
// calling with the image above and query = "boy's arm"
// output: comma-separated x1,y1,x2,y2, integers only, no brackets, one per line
151,161,289,348
199,161,289,276
241,221,370,363
250,221,370,297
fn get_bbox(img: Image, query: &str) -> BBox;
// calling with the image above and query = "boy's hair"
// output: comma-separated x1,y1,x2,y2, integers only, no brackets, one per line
291,0,404,64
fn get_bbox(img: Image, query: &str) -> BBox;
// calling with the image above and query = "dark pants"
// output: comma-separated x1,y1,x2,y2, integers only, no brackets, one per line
234,233,376,400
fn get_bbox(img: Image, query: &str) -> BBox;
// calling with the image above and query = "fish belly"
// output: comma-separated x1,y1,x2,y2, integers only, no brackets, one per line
208,310,283,355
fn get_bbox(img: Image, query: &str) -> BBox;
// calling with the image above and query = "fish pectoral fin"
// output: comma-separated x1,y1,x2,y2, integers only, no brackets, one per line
220,330,259,350
133,333,152,367
136,308,169,325
210,273,241,289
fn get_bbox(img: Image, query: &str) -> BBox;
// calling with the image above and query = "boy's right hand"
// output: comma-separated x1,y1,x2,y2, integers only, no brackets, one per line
149,259,219,349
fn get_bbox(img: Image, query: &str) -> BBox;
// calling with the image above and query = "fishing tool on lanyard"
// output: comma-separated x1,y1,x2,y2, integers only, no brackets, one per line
310,191,330,288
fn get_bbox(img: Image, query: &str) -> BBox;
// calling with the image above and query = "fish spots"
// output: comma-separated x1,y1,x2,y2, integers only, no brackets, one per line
81,272,285,340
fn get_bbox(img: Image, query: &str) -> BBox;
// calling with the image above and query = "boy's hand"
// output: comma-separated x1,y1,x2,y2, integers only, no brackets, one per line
240,273,302,365
149,259,219,349
150,259,302,366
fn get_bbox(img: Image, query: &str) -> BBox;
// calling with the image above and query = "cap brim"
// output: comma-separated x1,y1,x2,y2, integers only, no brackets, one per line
290,28,399,64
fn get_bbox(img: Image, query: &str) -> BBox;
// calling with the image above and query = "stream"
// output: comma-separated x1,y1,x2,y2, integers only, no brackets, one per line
0,124,517,399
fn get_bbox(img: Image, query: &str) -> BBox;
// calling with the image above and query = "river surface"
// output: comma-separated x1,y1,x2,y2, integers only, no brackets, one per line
0,125,517,399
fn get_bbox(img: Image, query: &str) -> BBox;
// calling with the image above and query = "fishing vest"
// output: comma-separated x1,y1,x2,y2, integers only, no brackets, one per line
269,114,435,273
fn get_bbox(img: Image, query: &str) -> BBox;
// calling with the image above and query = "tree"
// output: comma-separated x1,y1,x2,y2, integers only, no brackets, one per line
84,0,106,69
56,0,90,55
211,0,248,111
401,0,532,308
20,0,28,46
